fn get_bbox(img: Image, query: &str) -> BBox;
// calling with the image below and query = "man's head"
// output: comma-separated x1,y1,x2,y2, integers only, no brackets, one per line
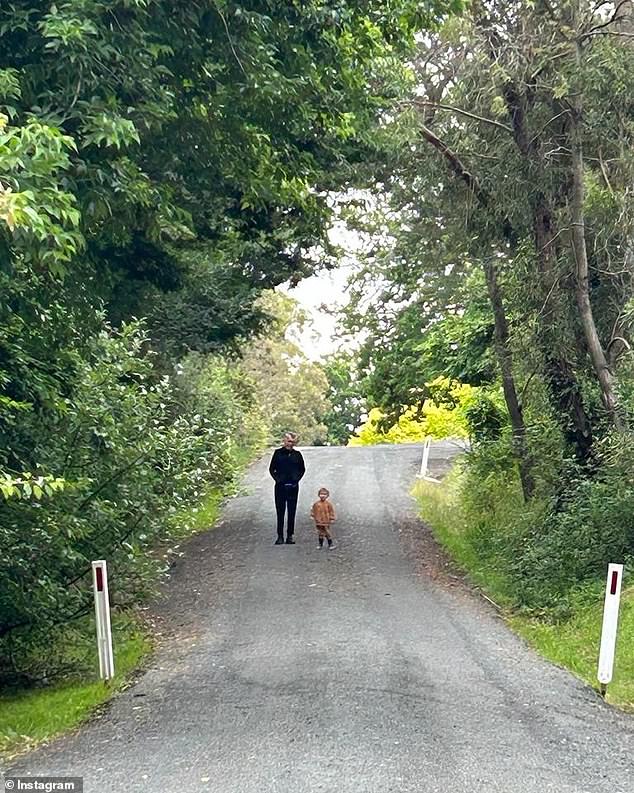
318,487,329,501
282,432,298,449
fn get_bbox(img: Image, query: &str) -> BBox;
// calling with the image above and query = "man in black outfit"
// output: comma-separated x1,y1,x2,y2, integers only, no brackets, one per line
269,432,306,545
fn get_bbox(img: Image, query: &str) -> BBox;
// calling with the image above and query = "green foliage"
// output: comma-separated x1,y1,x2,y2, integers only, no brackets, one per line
462,389,508,443
320,351,367,445
0,0,457,298
416,470,634,710
0,473,66,501
349,377,477,445
416,434,634,616
0,320,262,682
511,440,634,611
343,226,498,419
0,113,82,274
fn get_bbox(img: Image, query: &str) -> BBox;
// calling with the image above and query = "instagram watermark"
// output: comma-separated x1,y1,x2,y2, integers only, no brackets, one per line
4,779,82,793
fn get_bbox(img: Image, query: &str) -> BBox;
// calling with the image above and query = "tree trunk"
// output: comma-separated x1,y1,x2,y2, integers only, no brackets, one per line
533,199,594,461
484,259,535,500
569,37,626,431
418,123,535,499
470,7,599,460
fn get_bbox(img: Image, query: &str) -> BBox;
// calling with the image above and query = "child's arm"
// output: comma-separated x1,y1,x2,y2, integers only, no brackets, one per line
328,502,336,522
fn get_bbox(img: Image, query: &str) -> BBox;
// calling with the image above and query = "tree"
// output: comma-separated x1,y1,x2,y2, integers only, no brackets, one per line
320,352,367,445
239,292,331,446
343,1,634,500
349,377,478,446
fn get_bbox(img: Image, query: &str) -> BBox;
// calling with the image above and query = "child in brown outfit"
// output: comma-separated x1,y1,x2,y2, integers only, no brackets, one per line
310,487,336,549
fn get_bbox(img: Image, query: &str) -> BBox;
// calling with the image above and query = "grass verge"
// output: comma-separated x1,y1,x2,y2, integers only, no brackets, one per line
0,448,264,762
413,473,634,711
0,614,151,761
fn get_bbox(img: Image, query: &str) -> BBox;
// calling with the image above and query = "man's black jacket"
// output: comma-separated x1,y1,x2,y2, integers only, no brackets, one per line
269,447,306,486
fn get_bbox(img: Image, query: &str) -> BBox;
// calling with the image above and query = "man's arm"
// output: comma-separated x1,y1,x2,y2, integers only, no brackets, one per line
269,449,280,481
296,450,306,481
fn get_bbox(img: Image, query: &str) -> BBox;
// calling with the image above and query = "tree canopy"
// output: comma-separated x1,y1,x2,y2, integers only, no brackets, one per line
1,0,464,681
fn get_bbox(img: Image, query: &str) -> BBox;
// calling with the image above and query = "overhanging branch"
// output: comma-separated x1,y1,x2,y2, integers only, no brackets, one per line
412,99,514,135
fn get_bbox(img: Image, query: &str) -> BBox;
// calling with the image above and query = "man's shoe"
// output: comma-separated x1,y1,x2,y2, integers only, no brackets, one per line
285,537,296,544
275,537,284,545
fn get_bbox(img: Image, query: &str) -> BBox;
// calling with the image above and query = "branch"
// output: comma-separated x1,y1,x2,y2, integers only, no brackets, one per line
536,272,565,318
529,109,572,146
418,124,489,207
418,122,517,245
581,1,631,40
598,149,615,196
520,368,541,403
582,29,634,40
412,99,514,135
607,336,632,367
213,3,247,76
75,450,148,513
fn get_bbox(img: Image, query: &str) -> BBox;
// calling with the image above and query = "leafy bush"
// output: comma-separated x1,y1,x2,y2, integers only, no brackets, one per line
512,437,634,611
348,377,478,445
0,322,264,683
429,434,634,616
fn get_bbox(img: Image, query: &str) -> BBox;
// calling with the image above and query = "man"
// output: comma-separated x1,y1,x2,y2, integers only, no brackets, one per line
269,432,306,545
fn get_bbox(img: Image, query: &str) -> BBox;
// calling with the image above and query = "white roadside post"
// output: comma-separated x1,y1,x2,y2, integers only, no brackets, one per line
92,560,115,681
597,563,624,697
417,437,431,479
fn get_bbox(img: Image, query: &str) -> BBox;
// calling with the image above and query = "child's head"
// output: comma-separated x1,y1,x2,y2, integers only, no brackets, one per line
318,487,329,501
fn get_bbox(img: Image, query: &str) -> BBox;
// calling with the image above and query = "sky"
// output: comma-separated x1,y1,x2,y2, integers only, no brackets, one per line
279,262,354,360
279,220,365,360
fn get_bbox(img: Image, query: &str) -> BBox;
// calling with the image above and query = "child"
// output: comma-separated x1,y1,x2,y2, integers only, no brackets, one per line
310,487,336,549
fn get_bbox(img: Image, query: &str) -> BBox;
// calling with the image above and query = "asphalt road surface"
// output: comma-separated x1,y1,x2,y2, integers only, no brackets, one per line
9,443,634,792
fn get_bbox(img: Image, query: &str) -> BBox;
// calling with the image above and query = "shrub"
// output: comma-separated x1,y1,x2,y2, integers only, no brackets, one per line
0,324,264,682
434,433,634,616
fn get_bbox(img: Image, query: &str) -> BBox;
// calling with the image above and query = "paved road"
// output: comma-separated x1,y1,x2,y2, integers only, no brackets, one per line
9,443,634,792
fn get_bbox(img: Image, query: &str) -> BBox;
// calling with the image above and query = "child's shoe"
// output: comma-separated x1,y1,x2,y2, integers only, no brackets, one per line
328,542,336,550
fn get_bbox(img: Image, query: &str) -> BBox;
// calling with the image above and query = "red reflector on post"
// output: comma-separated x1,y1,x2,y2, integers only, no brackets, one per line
96,566,104,592
610,570,619,595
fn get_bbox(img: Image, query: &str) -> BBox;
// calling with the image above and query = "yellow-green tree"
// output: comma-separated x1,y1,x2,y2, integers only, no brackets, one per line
348,377,476,446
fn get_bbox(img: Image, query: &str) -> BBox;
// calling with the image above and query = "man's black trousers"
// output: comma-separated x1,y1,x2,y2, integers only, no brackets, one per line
274,483,299,539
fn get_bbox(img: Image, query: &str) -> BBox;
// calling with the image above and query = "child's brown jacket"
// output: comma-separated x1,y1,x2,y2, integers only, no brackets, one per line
310,499,336,526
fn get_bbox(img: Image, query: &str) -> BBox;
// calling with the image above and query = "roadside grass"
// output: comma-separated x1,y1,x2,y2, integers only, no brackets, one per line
1,447,264,762
414,469,517,606
171,486,225,538
509,592,634,711
0,488,225,763
0,614,151,760
413,474,634,711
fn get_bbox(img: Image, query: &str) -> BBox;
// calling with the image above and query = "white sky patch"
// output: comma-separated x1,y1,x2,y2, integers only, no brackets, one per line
279,216,370,360
281,265,354,360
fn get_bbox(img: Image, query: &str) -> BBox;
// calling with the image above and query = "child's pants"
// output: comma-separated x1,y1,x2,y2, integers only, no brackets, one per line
316,524,332,541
